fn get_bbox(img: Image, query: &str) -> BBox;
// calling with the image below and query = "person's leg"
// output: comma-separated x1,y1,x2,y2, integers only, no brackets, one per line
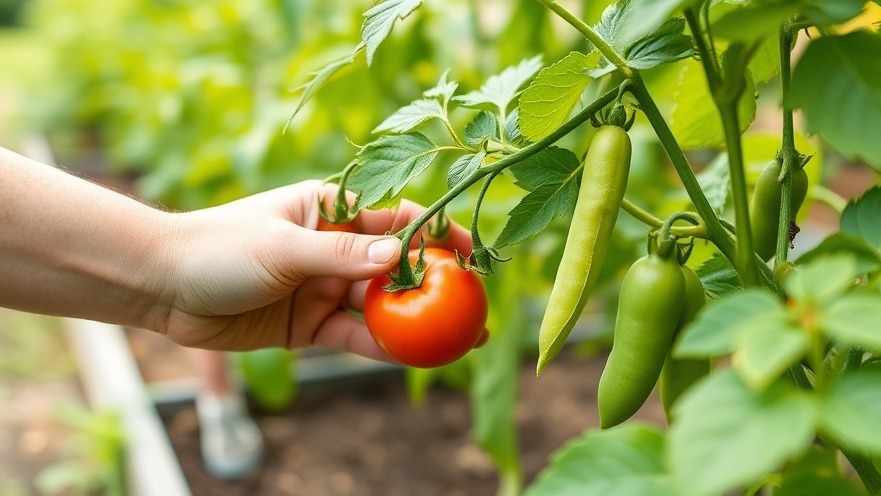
186,348,263,479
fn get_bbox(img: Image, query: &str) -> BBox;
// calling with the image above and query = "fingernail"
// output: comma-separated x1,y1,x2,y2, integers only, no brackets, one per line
368,237,400,264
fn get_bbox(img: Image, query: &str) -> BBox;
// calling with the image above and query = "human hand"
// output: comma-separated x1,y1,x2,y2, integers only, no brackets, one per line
156,180,472,361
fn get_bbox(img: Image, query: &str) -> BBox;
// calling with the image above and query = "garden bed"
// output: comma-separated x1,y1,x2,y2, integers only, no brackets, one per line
132,329,666,496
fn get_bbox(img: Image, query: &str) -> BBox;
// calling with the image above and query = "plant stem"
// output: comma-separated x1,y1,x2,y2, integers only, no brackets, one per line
535,0,632,76
844,450,881,495
719,102,759,287
774,24,799,267
627,81,736,259
810,185,847,213
684,8,721,88
394,87,620,257
621,198,706,238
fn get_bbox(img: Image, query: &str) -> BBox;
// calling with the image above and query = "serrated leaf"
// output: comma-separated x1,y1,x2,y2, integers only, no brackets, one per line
494,182,578,248
373,98,445,134
423,69,458,103
841,185,881,249
623,17,695,70
675,289,784,358
777,446,863,496
669,369,816,496
749,35,781,84
819,367,881,455
508,146,581,191
671,59,757,149
447,151,486,188
287,50,359,125
454,56,543,114
821,292,881,354
734,322,808,391
695,253,740,298
610,0,694,50
505,109,524,144
359,0,423,66
696,153,731,215
464,111,499,146
519,52,593,142
795,233,881,274
525,424,672,496
712,2,801,41
803,0,865,26
350,132,439,208
791,31,881,171
784,255,859,303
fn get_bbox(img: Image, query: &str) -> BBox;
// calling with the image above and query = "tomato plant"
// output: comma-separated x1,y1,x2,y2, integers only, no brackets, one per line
363,247,488,368
31,0,881,495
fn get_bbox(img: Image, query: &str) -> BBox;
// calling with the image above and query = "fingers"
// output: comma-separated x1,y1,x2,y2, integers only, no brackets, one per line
282,227,403,281
310,311,398,364
352,198,473,255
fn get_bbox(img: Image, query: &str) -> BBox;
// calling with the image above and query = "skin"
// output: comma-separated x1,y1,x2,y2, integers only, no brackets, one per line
597,246,686,429
0,145,473,360
537,125,631,374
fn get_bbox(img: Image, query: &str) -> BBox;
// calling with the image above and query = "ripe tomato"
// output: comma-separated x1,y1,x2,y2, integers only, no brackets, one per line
364,247,488,368
317,216,356,232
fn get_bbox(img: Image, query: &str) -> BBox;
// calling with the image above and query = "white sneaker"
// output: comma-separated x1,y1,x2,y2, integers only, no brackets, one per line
195,392,263,480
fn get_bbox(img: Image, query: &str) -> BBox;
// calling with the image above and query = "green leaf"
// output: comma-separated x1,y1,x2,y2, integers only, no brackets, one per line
505,109,524,144
454,56,543,114
350,132,439,209
777,446,864,496
749,34,781,84
819,367,881,455
494,182,578,248
821,292,881,354
508,146,580,191
790,31,881,171
287,50,360,124
525,424,672,496
423,69,458,104
671,59,757,149
669,369,816,496
712,2,801,41
694,253,740,298
447,150,486,188
785,255,859,303
358,0,423,66
623,18,695,71
612,0,695,49
734,321,808,391
795,233,881,274
373,98,445,134
464,111,499,146
696,152,730,216
841,185,881,249
675,289,784,358
803,0,865,26
519,51,593,142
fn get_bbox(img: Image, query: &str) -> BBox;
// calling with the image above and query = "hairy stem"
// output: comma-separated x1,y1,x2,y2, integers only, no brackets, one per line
621,198,706,238
535,0,632,75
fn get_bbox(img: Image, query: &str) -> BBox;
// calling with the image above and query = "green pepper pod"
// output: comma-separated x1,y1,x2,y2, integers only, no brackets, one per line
659,265,710,420
749,160,809,260
597,238,685,429
536,125,631,374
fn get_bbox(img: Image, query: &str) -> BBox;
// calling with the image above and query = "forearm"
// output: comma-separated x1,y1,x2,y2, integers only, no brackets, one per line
0,146,173,329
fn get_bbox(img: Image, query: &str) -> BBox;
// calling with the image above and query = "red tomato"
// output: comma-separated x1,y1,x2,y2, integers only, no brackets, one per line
317,216,356,232
364,248,488,368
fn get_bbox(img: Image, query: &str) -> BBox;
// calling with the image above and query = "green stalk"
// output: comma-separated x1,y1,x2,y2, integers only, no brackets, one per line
621,198,707,238
392,87,620,285
535,0,632,75
774,23,799,266
720,103,759,287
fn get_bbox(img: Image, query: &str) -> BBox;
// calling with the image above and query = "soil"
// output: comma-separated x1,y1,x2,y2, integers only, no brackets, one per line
153,347,667,496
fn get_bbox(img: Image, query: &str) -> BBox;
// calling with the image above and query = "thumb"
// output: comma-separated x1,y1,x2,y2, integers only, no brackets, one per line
289,229,402,280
